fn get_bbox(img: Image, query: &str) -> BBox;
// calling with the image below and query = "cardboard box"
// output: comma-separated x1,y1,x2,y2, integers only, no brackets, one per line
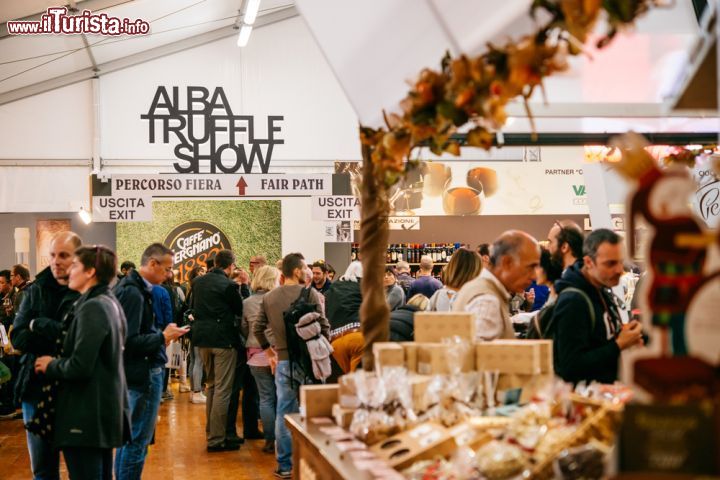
332,403,355,429
417,343,474,375
338,374,360,409
414,312,475,342
400,342,418,373
538,340,553,374
373,342,405,371
475,339,553,375
300,384,338,419
409,374,432,413
370,422,458,469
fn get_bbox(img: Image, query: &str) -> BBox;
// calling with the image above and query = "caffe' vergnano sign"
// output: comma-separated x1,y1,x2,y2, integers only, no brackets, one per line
164,221,231,282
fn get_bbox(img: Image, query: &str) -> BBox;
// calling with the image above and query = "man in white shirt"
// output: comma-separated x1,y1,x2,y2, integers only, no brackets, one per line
453,231,540,340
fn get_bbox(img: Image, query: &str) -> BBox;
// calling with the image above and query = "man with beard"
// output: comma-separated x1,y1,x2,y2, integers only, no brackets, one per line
547,220,584,271
10,232,82,479
553,229,644,384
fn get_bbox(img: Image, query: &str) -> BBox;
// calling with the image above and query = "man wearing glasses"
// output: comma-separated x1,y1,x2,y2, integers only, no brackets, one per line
114,243,188,480
249,255,267,275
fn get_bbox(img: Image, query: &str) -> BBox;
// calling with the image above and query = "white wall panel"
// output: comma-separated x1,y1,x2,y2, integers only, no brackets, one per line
0,166,90,212
0,80,93,158
281,197,325,261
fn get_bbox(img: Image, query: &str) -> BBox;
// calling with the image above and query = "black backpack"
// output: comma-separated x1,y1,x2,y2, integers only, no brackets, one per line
526,287,595,340
283,288,320,387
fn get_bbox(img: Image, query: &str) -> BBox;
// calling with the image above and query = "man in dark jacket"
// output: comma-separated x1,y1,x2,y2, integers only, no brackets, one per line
114,243,187,480
310,261,332,295
191,249,244,452
9,264,32,317
553,229,644,384
408,256,442,299
10,231,81,480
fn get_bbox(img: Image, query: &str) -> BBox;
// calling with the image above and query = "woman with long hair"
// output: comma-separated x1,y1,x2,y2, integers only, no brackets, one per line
241,265,280,454
428,248,482,311
34,246,129,479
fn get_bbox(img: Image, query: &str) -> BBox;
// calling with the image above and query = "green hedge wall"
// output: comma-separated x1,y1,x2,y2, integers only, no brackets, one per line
116,200,281,269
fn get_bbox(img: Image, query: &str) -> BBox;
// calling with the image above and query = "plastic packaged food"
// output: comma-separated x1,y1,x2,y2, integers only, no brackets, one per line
476,441,525,479
348,367,417,444
553,442,608,480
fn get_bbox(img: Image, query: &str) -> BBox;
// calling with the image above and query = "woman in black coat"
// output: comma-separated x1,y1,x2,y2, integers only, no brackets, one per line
35,245,129,480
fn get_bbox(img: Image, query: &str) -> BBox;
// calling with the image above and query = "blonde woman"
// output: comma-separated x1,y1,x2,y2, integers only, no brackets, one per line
241,265,279,454
428,248,482,312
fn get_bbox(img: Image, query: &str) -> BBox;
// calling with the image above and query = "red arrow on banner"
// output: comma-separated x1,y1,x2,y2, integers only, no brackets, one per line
236,177,248,196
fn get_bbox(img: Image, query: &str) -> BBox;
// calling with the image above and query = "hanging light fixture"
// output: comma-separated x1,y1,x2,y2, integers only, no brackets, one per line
243,0,261,25
237,0,260,47
78,207,93,224
237,24,253,47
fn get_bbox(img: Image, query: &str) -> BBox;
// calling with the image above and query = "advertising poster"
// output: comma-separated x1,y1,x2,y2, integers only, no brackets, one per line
164,221,233,283
116,200,281,282
35,219,71,274
335,148,602,217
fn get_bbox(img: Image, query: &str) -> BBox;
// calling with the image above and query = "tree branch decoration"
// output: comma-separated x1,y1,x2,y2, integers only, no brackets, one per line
357,0,663,370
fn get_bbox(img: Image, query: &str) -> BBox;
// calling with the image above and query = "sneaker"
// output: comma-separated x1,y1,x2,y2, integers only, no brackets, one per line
273,468,292,479
178,383,191,393
161,390,174,401
262,440,275,454
190,392,207,404
207,442,240,452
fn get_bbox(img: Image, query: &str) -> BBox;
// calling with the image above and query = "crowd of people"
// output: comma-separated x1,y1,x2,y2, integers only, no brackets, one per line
0,220,646,479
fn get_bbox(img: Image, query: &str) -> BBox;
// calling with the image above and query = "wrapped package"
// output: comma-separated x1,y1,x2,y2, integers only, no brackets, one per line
348,367,417,444
476,441,526,479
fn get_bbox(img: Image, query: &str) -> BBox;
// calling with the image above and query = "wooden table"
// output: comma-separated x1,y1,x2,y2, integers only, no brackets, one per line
286,414,382,480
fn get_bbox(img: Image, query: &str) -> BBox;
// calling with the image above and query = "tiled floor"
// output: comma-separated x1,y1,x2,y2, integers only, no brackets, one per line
1,382,277,479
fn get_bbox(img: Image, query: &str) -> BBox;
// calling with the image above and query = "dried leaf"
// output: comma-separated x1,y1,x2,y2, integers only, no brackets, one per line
466,126,494,150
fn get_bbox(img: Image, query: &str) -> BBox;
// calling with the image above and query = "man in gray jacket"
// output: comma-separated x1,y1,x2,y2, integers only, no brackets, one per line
253,253,328,479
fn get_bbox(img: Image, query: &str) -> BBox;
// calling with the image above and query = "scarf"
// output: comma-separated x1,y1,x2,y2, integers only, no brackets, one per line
295,312,334,381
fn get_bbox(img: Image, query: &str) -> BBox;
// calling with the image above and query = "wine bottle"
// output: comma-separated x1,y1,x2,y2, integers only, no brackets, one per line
441,243,447,261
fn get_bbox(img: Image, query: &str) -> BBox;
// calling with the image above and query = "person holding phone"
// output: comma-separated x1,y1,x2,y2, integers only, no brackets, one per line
113,243,188,480
553,229,644,385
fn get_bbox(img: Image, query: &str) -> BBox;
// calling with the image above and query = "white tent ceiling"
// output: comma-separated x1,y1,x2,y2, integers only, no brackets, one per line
0,0,297,104
0,0,716,134
296,0,717,133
